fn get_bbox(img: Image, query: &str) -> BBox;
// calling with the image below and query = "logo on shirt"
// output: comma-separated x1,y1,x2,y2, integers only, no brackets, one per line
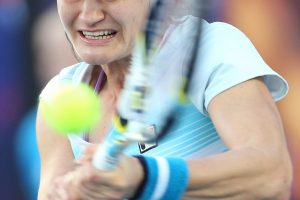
138,125,158,153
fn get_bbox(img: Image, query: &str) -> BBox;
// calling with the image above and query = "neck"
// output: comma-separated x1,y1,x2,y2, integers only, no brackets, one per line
101,56,131,97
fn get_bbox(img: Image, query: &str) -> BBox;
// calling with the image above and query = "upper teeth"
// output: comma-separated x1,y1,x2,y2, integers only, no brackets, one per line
82,30,115,36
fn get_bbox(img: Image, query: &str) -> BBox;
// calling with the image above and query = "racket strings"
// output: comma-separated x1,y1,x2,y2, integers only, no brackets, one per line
92,0,211,170
120,0,209,136
154,0,210,137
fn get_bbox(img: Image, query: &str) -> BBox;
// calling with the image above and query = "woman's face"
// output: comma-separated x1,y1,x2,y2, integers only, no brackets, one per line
57,0,150,65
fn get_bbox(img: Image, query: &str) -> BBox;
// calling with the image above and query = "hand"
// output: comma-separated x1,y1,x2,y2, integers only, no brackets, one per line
47,144,144,200
46,170,81,200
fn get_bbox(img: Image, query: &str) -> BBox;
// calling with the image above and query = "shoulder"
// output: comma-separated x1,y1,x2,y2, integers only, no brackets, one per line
185,18,288,115
176,16,245,39
202,20,258,60
204,20,245,35
39,62,89,100
201,19,250,42
58,62,90,81
171,16,257,65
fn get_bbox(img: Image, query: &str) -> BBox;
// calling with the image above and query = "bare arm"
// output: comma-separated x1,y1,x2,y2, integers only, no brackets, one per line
184,78,292,200
36,107,76,200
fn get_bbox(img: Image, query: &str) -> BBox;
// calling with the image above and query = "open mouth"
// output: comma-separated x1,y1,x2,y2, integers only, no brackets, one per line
80,30,117,40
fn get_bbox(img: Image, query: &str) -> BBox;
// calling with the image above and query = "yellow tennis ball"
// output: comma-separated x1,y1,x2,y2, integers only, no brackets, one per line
39,82,102,135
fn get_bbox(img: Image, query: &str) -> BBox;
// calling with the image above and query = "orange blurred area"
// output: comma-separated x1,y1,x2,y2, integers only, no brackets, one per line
221,0,300,199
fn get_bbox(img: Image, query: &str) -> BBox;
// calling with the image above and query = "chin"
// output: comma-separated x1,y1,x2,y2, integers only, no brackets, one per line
78,53,113,65
81,51,130,66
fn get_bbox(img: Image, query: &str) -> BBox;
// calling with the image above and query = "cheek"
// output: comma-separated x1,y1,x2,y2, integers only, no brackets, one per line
57,3,75,31
128,4,149,32
121,3,149,51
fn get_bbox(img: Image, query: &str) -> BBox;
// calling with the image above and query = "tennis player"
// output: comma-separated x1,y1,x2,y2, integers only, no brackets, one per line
37,0,292,199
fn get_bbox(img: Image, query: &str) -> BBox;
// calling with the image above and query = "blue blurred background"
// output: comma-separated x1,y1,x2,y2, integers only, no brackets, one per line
0,0,49,199
1,0,300,199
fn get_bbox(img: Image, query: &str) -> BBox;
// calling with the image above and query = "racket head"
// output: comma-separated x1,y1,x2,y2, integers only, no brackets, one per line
120,0,209,140
93,0,210,170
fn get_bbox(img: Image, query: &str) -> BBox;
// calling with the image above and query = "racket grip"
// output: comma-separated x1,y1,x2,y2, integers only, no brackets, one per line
92,129,128,170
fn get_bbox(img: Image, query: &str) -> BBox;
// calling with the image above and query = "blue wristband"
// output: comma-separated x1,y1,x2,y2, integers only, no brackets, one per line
132,156,189,200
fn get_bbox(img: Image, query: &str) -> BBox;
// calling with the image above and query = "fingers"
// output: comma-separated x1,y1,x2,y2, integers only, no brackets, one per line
75,164,126,200
80,184,123,200
46,151,132,200
78,144,98,165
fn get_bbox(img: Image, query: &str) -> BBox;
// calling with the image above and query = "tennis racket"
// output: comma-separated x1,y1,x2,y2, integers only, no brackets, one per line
92,0,209,170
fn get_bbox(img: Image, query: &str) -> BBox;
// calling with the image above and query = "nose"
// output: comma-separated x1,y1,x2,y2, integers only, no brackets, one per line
79,0,105,26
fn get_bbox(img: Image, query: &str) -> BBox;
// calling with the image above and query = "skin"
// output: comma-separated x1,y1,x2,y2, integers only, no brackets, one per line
37,0,293,199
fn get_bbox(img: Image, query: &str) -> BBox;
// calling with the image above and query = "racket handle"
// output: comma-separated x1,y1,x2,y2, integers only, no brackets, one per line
92,144,117,170
92,128,128,170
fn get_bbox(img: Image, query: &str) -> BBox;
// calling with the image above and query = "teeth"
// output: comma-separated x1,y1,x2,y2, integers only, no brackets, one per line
84,34,114,40
82,30,115,37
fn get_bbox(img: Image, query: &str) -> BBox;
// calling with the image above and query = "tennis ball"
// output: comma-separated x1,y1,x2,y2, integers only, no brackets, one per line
39,82,102,135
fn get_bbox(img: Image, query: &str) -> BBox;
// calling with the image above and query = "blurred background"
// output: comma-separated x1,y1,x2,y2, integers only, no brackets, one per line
0,0,299,199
